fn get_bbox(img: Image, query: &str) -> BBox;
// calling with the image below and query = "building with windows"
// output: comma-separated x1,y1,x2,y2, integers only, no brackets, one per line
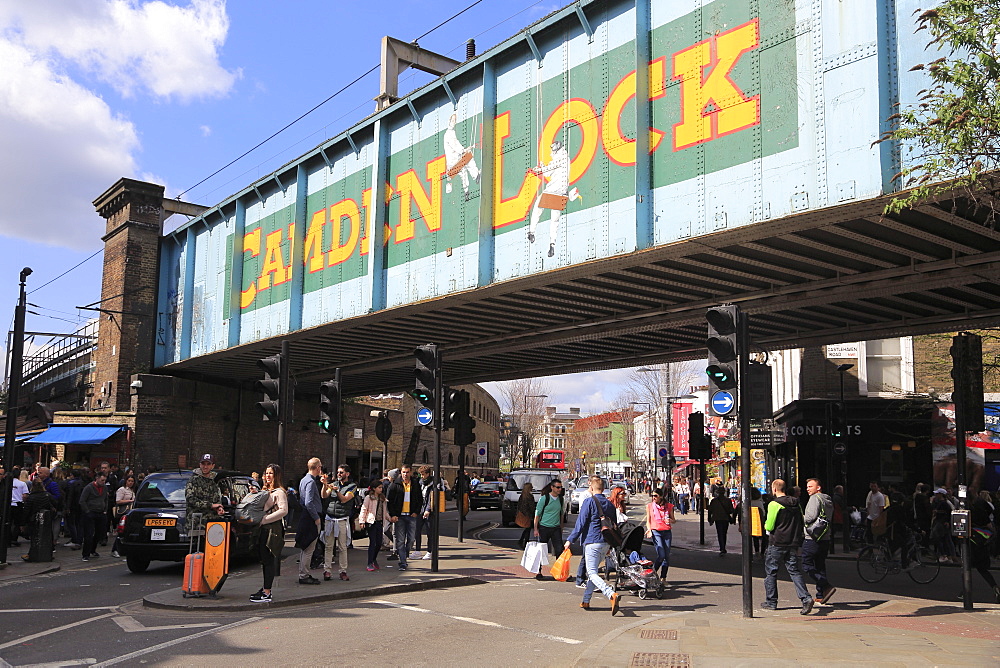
570,409,642,478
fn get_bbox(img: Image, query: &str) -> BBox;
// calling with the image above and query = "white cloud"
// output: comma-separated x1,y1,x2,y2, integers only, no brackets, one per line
0,39,140,248
1,0,240,101
482,368,638,417
0,0,238,248
199,124,212,137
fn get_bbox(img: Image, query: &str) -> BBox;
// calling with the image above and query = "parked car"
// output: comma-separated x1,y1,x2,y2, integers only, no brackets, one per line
500,469,564,527
469,482,503,510
117,470,258,573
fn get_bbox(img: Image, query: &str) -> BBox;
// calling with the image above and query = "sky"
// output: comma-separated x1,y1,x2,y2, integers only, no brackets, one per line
0,0,675,413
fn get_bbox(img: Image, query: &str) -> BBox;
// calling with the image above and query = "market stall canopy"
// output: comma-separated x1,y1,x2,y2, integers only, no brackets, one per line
26,424,126,445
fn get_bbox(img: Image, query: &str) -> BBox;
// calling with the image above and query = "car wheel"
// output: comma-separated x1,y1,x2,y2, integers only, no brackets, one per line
126,554,150,573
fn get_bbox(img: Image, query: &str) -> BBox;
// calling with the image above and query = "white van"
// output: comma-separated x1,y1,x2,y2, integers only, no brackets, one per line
500,469,567,527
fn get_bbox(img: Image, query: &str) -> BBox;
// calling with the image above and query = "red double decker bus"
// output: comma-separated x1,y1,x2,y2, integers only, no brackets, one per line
535,449,566,470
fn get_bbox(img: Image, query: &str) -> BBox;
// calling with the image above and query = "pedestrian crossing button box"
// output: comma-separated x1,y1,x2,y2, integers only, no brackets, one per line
950,509,969,538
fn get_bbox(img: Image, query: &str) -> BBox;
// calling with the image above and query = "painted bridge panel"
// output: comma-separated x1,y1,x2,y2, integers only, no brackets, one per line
155,0,927,367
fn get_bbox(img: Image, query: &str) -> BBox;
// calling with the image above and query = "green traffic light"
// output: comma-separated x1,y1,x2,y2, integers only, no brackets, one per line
706,365,731,382
318,419,330,430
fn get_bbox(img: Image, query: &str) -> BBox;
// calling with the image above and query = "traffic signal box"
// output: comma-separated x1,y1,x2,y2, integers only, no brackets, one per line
687,411,712,460
444,388,477,446
951,332,985,433
319,379,341,434
255,352,286,421
706,304,740,416
827,401,847,455
412,344,440,426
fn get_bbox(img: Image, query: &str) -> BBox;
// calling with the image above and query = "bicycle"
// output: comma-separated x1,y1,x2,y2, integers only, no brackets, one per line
856,531,940,584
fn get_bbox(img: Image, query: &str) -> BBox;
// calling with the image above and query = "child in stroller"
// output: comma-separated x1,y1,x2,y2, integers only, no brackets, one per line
613,523,664,599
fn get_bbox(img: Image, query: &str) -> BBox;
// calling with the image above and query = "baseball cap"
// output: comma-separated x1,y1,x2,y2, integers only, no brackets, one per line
933,487,947,494
200,453,215,464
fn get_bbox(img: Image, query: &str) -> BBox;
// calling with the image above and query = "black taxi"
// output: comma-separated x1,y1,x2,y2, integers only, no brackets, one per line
116,470,257,573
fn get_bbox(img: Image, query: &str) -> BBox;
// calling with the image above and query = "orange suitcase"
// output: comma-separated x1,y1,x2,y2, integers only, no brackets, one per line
183,552,209,597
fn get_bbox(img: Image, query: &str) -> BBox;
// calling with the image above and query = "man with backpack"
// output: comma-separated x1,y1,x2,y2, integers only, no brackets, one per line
761,478,813,615
802,477,836,604
321,464,356,581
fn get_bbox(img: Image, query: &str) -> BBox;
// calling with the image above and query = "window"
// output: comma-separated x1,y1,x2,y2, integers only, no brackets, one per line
862,337,913,395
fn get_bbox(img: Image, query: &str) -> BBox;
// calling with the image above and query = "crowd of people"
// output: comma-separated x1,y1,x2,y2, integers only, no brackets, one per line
2,460,144,562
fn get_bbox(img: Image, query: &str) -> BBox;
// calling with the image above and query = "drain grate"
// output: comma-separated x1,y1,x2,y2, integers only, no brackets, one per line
639,630,679,640
629,652,691,667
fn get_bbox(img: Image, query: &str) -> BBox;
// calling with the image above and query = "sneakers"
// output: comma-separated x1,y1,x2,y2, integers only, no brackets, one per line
82,555,89,562
63,540,76,547
249,589,272,603
373,562,380,570
819,587,837,604
422,552,432,560
800,598,814,615
340,571,349,581
576,579,587,589
367,565,377,572
323,571,332,581
398,564,408,571
610,593,620,616
298,575,321,585
111,551,121,558
759,602,777,610
409,551,422,559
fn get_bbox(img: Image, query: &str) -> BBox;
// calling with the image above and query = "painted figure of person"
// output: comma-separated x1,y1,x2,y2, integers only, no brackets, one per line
443,113,480,200
527,140,580,257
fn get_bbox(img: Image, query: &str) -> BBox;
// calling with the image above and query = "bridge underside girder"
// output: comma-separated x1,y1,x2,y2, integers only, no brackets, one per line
162,191,1000,396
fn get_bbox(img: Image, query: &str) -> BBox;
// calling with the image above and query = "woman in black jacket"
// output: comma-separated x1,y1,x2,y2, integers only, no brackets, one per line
19,480,55,561
708,489,735,555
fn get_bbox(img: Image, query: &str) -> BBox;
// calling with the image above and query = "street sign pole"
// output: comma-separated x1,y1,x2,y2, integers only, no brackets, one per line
431,354,443,573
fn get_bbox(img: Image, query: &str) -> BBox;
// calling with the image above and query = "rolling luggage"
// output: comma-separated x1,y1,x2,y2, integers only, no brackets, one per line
182,513,209,598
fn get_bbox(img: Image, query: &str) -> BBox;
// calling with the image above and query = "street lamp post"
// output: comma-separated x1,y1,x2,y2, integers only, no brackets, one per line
522,394,547,467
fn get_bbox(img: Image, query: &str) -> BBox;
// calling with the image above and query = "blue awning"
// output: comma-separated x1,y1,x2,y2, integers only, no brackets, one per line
26,424,125,445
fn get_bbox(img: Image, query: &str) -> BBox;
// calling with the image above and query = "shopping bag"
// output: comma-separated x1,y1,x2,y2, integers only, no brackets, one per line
520,541,548,573
550,548,572,581
751,506,763,537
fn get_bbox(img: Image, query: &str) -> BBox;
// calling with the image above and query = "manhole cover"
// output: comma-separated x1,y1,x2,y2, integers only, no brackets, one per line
629,652,691,667
639,630,679,640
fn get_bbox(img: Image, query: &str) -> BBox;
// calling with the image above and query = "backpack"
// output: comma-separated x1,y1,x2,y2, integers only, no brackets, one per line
806,499,830,540
234,490,271,526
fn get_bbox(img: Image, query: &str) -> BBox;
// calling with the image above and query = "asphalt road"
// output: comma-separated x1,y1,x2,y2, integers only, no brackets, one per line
1,506,996,667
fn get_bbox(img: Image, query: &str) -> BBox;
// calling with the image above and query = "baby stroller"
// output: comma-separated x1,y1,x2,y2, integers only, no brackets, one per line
612,523,664,599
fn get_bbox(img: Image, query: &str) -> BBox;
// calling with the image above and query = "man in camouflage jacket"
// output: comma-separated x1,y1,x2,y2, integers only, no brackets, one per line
185,453,223,533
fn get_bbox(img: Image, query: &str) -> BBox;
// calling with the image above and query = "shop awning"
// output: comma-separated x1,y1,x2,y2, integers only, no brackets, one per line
0,428,47,447
26,424,125,445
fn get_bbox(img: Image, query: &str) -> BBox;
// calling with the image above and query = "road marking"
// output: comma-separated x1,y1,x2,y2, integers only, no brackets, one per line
15,659,97,667
94,617,261,667
0,613,117,650
111,616,218,633
0,607,118,614
369,600,582,645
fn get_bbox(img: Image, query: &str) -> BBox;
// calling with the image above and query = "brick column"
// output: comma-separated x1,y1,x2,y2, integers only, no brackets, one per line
92,178,165,412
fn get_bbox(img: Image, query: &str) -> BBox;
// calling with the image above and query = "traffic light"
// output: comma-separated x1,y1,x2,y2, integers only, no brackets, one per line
255,352,285,421
688,411,711,460
827,401,847,455
951,332,985,432
411,343,439,425
318,379,341,434
706,304,740,416
445,388,477,445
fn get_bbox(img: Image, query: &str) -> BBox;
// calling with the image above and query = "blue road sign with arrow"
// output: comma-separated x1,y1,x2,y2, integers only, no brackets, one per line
711,391,735,415
416,407,433,426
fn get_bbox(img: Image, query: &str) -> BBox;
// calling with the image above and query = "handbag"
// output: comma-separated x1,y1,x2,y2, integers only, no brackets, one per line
515,509,533,528
594,497,623,547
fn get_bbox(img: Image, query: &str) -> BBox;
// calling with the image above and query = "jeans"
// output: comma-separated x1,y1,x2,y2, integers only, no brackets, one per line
715,522,729,553
81,511,106,557
415,514,430,551
324,517,350,573
650,529,672,578
678,495,689,514
763,544,811,606
367,521,383,567
394,515,417,566
800,539,832,597
582,542,614,603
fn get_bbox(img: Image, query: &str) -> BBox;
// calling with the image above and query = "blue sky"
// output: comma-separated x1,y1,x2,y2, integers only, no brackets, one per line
0,0,654,412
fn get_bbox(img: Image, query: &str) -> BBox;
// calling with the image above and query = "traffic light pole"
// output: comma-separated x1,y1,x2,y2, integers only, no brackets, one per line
737,309,753,619
431,365,442,573
457,443,465,543
699,458,706,545
331,367,341,469
277,339,288,473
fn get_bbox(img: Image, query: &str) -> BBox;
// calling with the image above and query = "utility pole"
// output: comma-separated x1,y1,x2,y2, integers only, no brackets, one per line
1,267,31,566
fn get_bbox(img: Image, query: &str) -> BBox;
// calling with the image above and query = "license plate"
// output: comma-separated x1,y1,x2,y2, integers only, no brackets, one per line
150,529,166,541
145,518,176,527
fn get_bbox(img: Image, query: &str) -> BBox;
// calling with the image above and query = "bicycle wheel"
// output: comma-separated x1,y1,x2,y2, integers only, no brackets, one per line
907,546,941,584
857,544,889,583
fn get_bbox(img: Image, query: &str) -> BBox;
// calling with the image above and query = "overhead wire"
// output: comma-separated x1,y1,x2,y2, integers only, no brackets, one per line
27,248,103,295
